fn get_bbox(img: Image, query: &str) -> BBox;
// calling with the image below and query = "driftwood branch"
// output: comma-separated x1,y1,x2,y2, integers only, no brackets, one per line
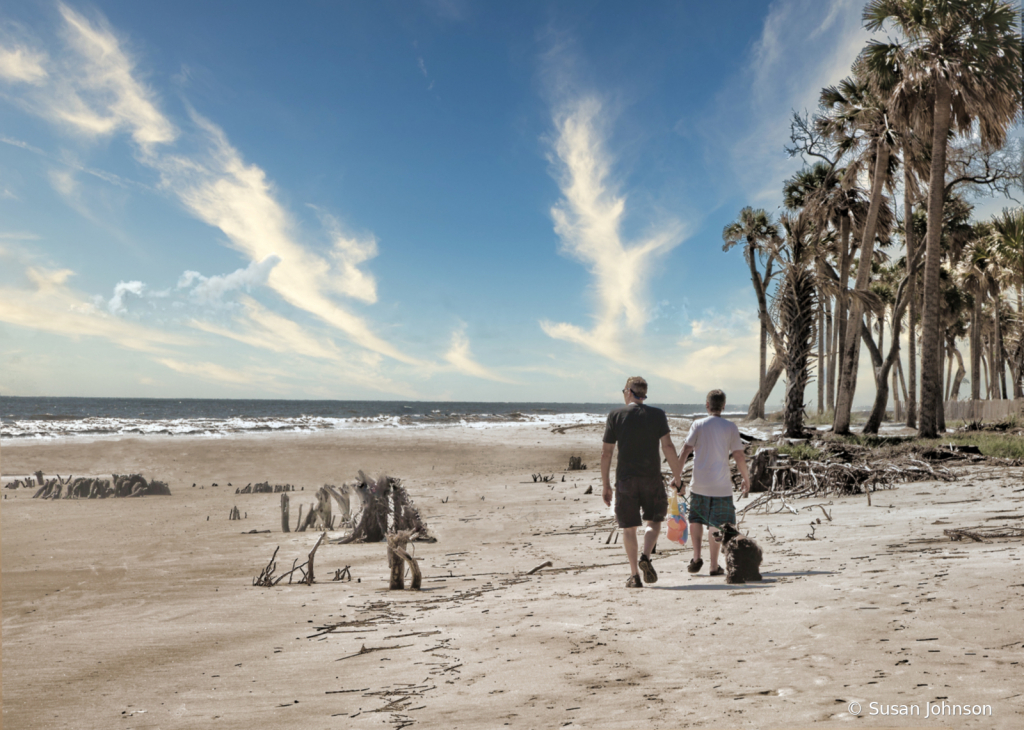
527,561,553,575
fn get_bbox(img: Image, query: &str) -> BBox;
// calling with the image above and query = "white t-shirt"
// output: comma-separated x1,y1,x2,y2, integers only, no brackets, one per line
685,415,743,497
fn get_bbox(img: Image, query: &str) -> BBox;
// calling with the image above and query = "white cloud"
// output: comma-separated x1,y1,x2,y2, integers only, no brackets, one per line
155,357,284,389
724,0,870,204
51,3,177,147
108,279,145,314
0,261,190,353
443,326,517,384
0,44,48,84
181,255,280,305
155,113,415,362
4,5,424,371
541,95,686,360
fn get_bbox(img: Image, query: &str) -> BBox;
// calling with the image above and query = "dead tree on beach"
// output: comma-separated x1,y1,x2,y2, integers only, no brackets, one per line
335,472,434,544
387,530,422,590
253,532,327,587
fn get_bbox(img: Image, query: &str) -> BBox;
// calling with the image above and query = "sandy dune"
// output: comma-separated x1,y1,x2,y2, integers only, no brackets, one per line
3,424,1023,729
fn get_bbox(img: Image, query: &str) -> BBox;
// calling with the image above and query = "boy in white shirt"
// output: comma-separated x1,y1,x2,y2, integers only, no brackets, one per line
670,389,750,576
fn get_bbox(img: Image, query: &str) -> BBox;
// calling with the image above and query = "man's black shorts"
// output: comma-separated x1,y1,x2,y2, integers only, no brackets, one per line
614,476,668,528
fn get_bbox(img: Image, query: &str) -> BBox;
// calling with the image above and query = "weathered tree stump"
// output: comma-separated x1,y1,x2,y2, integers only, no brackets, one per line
568,456,586,470
229,506,241,520
387,531,421,590
281,493,290,533
749,448,778,493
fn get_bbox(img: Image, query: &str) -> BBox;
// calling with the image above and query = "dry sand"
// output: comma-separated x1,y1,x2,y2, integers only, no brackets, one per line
3,423,1023,729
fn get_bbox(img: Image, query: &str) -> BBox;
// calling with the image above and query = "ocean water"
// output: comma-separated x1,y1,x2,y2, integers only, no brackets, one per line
0,396,743,441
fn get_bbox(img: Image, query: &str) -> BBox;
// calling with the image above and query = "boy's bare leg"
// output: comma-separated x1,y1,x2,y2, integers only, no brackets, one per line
622,526,640,577
690,522,703,562
708,528,722,571
643,521,660,557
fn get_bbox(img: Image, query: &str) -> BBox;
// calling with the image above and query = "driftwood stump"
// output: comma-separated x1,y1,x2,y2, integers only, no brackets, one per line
387,531,421,590
749,448,777,493
304,532,325,585
229,505,241,520
280,493,290,533
335,473,434,544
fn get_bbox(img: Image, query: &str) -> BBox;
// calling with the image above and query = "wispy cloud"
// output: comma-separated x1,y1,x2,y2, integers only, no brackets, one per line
155,357,289,390
178,255,280,306
443,326,517,384
724,0,870,203
540,95,686,360
1,3,427,372
0,261,191,353
0,43,48,84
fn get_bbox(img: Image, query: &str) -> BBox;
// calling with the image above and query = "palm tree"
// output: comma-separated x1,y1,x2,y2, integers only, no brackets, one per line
816,67,898,434
989,208,1024,397
863,0,1023,437
775,213,819,437
959,229,1001,403
782,164,850,414
723,207,781,419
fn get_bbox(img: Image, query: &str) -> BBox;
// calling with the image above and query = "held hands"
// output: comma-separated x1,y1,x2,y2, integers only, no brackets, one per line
602,483,613,507
670,475,683,494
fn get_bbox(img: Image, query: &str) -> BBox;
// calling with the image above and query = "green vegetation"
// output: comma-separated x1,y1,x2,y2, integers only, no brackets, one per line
816,430,1024,460
923,433,1024,460
775,443,823,461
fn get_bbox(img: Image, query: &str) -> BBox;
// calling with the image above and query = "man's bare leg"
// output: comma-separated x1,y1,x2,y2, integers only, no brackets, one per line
622,526,640,577
643,521,660,557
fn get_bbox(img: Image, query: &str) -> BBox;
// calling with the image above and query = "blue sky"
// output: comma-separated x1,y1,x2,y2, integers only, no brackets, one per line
0,1,1015,404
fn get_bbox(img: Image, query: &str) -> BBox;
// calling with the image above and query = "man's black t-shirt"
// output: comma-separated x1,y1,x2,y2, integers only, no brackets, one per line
603,403,670,483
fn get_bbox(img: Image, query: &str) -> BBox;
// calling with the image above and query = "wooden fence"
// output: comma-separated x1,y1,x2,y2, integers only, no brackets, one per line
893,398,1024,423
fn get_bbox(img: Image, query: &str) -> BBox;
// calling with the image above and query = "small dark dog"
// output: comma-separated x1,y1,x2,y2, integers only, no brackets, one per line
715,523,763,584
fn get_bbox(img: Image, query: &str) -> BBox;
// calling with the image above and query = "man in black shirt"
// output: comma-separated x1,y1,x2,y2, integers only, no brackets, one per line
602,376,682,588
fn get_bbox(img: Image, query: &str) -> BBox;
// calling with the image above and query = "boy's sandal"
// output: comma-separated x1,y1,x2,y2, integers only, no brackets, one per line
709,566,725,577
687,558,703,574
626,574,643,588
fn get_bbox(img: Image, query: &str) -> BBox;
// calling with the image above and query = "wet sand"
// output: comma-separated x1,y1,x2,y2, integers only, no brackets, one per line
3,424,1023,729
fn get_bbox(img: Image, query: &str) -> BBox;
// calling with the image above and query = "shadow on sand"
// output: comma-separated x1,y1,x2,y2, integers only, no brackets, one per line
649,570,836,590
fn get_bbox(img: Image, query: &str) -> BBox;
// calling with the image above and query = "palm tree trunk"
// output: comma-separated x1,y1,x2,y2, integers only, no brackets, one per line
896,353,908,403
995,300,1007,399
903,155,918,428
834,145,891,434
971,293,982,401
982,338,992,399
817,294,825,414
745,251,769,420
836,216,851,391
945,348,954,401
826,295,835,411
919,74,952,438
746,356,784,419
936,338,947,432
949,346,967,401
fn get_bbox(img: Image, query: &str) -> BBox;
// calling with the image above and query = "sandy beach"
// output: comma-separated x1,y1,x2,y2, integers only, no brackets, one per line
3,423,1023,729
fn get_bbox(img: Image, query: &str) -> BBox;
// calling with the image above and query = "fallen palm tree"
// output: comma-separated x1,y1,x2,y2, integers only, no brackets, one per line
943,526,1024,542
27,473,171,499
237,482,295,494
740,455,956,516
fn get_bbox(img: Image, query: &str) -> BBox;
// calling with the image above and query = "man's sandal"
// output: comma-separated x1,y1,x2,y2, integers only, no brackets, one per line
709,566,725,577
638,554,658,584
687,558,703,574
626,574,643,588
